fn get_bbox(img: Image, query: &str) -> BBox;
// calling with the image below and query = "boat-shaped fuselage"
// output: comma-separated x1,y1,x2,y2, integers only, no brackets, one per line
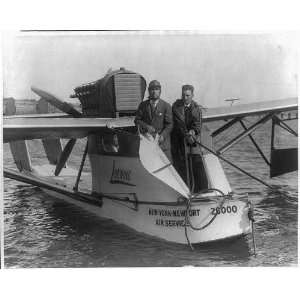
6,130,251,245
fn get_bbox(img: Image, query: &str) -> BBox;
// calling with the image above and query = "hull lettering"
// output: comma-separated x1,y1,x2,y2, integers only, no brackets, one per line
149,208,200,217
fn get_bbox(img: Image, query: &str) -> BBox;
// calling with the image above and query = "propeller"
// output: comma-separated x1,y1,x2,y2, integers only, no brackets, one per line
31,86,82,176
31,86,82,117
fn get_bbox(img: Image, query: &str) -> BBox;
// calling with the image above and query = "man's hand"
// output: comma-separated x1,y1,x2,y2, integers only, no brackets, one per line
185,134,195,146
188,129,195,136
146,125,156,134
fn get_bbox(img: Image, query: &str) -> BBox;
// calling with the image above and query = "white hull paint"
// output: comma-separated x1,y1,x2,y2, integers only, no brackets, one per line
43,187,251,244
20,131,252,245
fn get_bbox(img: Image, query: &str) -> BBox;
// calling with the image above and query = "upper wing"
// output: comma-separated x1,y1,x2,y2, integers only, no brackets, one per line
4,97,298,142
4,112,68,118
202,97,298,122
3,116,135,143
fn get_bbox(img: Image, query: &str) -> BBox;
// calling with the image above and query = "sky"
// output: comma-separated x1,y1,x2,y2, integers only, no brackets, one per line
2,32,298,108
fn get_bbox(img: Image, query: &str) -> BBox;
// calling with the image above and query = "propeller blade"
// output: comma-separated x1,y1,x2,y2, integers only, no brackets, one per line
55,138,76,176
31,86,82,117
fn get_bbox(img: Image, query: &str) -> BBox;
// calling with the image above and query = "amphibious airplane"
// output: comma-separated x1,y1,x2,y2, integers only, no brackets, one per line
3,68,298,248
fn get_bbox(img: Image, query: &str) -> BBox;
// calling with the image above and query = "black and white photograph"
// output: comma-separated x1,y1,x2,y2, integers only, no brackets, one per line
2,31,298,269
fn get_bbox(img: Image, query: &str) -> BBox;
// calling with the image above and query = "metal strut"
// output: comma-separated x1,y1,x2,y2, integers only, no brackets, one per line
271,116,275,150
211,117,242,138
73,141,89,191
217,112,274,154
196,141,274,190
239,120,270,166
273,115,298,137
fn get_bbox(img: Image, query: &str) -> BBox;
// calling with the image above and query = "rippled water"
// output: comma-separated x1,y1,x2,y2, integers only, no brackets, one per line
3,120,298,267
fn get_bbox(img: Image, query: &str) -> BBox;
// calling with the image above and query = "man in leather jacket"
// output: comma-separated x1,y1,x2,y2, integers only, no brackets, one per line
171,84,205,189
135,80,173,161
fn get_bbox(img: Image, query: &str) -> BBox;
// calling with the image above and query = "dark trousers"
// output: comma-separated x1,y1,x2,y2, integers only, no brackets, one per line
171,132,208,192
162,148,172,163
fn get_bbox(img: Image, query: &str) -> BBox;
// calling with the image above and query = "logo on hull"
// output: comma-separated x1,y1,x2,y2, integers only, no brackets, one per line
110,160,136,186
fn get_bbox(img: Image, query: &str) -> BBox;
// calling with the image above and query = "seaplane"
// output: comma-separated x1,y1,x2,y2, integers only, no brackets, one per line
3,67,298,249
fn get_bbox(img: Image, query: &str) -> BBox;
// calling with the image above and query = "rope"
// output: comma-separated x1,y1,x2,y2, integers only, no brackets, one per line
247,196,257,256
188,147,195,192
184,188,226,249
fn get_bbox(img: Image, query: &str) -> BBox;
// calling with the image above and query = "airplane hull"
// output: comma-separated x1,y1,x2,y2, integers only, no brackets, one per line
5,159,251,245
42,184,251,245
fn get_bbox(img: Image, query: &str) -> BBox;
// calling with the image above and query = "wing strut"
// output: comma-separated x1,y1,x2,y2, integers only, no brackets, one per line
270,116,298,177
217,112,274,154
73,140,89,191
239,120,270,166
197,141,274,190
273,115,298,137
55,139,76,176
211,117,242,138
31,86,83,176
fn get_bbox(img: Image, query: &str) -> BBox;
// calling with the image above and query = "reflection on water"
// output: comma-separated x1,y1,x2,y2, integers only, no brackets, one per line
3,121,298,267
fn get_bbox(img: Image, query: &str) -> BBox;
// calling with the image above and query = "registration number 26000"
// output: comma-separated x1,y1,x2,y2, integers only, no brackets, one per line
211,205,238,215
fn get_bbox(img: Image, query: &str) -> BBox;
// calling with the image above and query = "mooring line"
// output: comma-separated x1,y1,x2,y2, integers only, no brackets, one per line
184,188,226,250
